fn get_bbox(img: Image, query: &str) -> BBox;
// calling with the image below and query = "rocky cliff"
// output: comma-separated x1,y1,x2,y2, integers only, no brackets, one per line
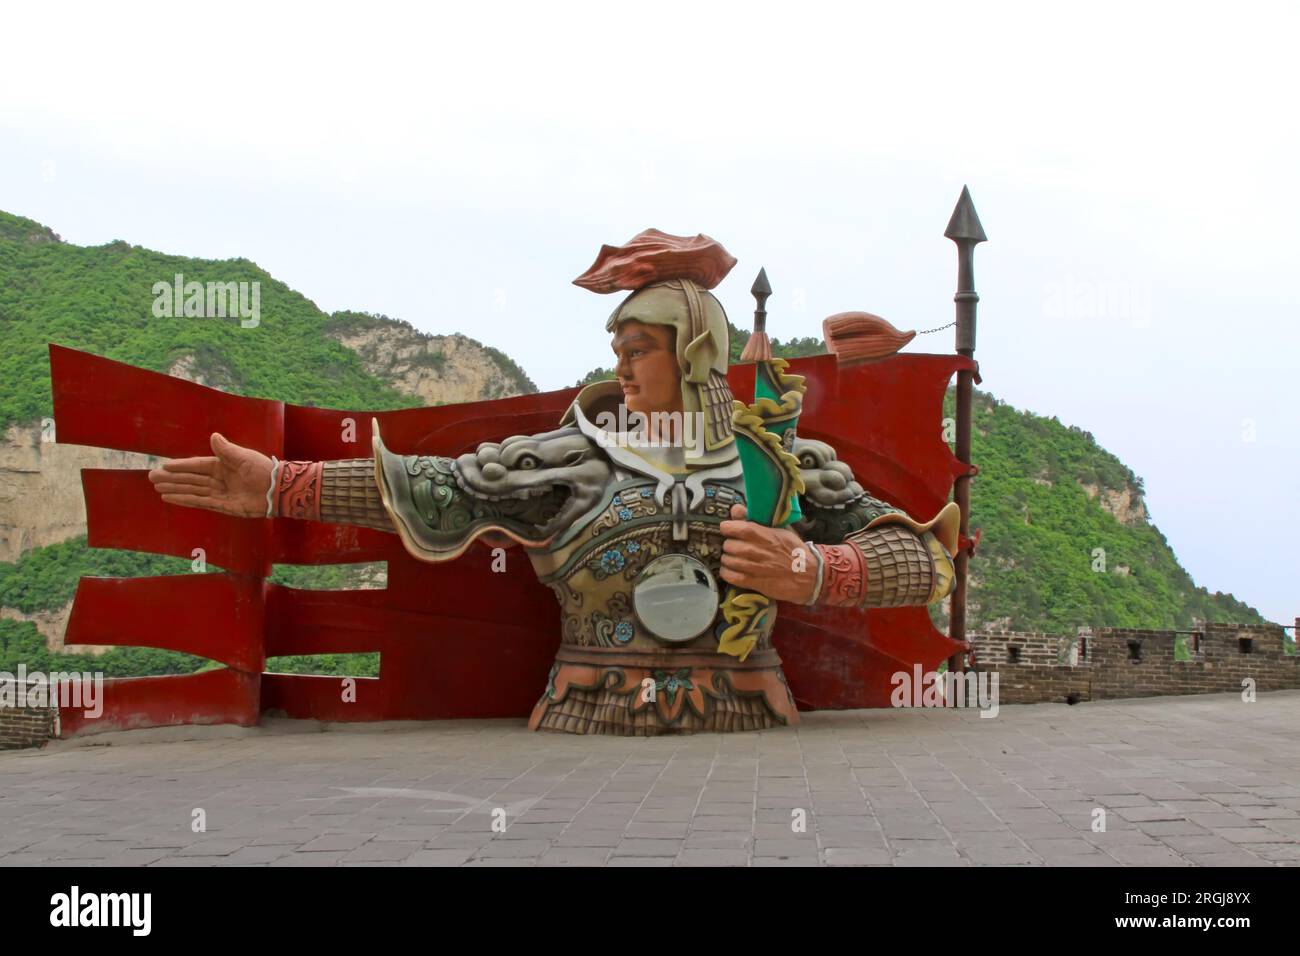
325,311,537,406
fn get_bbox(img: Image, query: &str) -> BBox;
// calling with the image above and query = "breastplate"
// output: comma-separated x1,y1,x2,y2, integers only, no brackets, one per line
527,476,748,651
525,474,797,735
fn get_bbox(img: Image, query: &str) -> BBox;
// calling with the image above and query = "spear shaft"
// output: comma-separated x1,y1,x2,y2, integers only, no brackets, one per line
944,186,986,674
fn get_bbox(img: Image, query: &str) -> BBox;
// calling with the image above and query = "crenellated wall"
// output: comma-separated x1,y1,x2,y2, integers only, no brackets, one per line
0,679,57,749
969,622,1299,704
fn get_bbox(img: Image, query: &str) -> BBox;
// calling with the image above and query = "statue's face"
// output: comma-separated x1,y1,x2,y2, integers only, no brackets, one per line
611,320,682,416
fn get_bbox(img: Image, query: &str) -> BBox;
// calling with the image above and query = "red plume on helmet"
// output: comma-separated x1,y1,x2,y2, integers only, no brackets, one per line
572,228,737,294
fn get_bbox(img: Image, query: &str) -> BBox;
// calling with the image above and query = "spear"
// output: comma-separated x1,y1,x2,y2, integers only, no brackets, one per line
740,267,772,362
719,267,806,660
944,185,986,673
734,266,802,528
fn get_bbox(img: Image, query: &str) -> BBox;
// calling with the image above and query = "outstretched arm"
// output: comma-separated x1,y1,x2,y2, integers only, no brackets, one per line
147,433,393,531
148,425,596,562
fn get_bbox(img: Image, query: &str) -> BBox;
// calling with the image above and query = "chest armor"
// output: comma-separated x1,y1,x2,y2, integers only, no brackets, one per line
528,476,744,650
524,473,797,736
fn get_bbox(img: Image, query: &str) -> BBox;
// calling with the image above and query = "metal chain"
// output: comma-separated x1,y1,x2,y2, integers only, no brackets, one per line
915,320,955,335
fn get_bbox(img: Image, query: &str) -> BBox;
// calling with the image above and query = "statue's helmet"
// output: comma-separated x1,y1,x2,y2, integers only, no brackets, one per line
573,229,738,467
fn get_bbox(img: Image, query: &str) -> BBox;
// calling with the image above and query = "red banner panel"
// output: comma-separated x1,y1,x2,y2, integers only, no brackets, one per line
82,469,272,576
50,343,282,459
66,574,265,672
56,668,261,737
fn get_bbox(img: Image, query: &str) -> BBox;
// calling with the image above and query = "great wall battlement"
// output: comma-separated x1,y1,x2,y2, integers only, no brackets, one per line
968,622,1299,704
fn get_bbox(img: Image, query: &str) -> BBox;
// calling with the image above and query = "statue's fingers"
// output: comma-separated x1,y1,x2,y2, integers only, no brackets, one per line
719,518,762,540
154,481,214,497
718,565,746,586
159,456,220,476
150,470,212,489
720,553,762,575
722,539,765,563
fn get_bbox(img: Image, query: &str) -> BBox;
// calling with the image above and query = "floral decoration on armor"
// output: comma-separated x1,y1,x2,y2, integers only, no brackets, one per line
589,487,661,535
582,528,664,581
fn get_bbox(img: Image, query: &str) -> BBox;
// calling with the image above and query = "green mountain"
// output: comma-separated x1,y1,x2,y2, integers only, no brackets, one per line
946,390,1264,633
0,210,1267,680
0,211,422,428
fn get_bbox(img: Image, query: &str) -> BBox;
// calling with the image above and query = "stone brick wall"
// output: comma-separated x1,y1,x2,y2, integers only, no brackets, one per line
0,680,56,749
969,623,1299,704
965,628,1092,704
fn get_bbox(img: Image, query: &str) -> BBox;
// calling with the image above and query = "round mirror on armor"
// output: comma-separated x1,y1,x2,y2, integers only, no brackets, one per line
632,553,719,644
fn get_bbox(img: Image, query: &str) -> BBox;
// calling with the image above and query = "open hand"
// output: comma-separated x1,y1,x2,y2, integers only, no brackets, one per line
148,432,274,518
718,503,818,604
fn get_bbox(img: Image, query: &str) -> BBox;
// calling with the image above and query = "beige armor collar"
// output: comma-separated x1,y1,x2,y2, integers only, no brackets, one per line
560,381,742,509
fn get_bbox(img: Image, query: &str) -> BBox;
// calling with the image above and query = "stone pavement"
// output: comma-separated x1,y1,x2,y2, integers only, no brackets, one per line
1,691,1298,867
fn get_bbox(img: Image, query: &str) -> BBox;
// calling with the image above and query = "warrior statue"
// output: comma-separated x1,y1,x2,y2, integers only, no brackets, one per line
148,230,959,736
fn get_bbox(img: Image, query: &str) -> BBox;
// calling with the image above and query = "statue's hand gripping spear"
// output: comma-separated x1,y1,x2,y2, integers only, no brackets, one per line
715,269,810,661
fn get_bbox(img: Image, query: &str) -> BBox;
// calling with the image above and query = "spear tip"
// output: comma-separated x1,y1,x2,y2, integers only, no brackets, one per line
944,185,987,243
751,266,772,299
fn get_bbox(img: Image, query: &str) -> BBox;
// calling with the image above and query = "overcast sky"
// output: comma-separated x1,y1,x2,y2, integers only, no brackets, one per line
3,1,1296,626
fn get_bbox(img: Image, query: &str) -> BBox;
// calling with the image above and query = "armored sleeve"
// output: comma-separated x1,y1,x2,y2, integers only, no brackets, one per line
790,437,958,608
274,458,394,531
273,420,606,564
